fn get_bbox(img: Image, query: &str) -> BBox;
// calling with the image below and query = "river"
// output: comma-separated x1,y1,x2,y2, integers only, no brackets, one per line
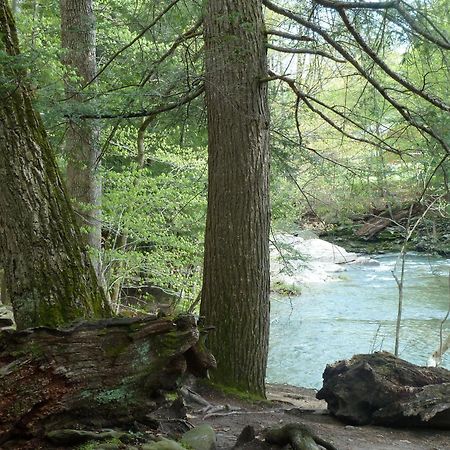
267,253,450,388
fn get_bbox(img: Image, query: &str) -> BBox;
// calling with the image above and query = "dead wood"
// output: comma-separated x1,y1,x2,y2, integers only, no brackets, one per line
355,204,423,239
0,314,215,445
317,351,450,428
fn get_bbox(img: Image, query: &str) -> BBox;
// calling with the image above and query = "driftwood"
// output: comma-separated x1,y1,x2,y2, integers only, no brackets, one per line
0,314,215,446
317,352,450,428
356,204,422,240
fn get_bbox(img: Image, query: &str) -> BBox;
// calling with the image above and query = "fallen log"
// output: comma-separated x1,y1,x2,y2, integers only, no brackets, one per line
317,352,450,428
355,204,422,240
0,314,215,445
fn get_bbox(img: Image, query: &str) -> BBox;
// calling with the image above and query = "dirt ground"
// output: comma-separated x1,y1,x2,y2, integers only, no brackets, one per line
188,383,450,450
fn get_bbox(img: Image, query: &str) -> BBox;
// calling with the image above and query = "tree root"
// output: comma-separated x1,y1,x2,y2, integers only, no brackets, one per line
264,423,338,450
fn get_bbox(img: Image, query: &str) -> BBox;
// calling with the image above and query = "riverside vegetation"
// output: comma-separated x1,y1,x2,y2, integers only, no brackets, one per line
1,0,450,448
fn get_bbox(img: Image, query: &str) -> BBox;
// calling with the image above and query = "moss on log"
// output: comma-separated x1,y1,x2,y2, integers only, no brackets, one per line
0,314,215,446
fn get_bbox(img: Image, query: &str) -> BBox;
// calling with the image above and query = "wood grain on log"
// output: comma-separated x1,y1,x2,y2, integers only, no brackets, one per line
0,314,215,445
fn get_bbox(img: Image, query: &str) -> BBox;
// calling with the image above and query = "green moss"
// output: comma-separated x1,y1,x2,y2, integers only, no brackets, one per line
132,341,151,369
104,341,128,359
148,330,185,361
165,392,179,402
95,386,129,404
271,280,301,296
10,341,44,359
203,380,268,403
76,437,122,450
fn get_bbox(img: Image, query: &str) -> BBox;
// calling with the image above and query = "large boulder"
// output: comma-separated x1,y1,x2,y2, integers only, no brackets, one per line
270,233,358,286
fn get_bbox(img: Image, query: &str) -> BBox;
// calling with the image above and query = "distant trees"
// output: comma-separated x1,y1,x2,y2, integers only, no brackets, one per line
0,0,110,329
60,0,103,276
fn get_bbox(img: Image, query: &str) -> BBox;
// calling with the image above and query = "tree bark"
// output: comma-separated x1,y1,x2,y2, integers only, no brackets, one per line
0,314,215,447
0,1,110,329
60,0,103,273
0,268,9,305
201,0,270,396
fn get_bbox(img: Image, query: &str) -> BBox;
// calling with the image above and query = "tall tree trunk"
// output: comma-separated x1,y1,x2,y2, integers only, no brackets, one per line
60,0,103,275
0,0,111,329
0,268,9,305
200,0,270,397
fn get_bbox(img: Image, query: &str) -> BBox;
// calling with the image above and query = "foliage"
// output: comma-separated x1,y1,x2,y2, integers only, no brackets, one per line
9,0,450,313
102,137,207,308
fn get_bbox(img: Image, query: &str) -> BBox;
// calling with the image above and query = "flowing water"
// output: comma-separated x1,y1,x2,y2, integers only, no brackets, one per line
267,253,450,389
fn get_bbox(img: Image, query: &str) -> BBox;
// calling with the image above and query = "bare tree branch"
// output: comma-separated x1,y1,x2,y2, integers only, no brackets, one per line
266,29,314,42
82,0,183,91
262,0,450,155
338,9,450,112
313,0,398,10
267,43,345,63
140,18,203,87
268,70,404,159
79,84,205,120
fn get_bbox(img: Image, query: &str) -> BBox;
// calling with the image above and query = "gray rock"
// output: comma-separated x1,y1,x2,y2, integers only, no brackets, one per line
95,444,122,450
141,439,186,450
181,424,216,450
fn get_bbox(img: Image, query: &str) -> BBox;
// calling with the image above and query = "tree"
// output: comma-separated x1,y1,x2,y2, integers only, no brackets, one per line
60,0,103,274
0,0,110,329
200,0,271,397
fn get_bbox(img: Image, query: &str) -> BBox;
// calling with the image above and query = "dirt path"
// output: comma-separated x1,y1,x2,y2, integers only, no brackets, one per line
188,383,450,450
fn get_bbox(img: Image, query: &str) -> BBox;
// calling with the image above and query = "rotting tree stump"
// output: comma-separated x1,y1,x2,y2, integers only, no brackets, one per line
0,314,215,445
317,352,450,428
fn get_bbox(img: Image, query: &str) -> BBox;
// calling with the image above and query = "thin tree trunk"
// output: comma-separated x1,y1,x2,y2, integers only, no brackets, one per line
11,0,19,14
137,115,155,168
201,0,270,397
0,1,110,329
109,231,128,312
60,0,103,274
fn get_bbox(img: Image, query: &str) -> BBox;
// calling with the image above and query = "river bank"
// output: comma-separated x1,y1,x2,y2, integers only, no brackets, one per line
189,382,450,450
318,212,450,256
269,232,450,388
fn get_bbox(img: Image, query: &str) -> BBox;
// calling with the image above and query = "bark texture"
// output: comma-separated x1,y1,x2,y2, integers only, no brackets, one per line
317,352,450,428
201,0,270,396
0,314,215,446
60,0,102,257
0,1,110,329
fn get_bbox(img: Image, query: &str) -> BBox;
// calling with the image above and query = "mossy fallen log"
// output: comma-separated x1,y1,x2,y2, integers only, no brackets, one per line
0,314,215,445
317,352,450,428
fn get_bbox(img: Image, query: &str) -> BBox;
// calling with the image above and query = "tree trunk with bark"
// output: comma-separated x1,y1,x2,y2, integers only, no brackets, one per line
317,352,450,428
201,0,270,397
0,314,215,447
60,0,103,271
0,1,110,329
